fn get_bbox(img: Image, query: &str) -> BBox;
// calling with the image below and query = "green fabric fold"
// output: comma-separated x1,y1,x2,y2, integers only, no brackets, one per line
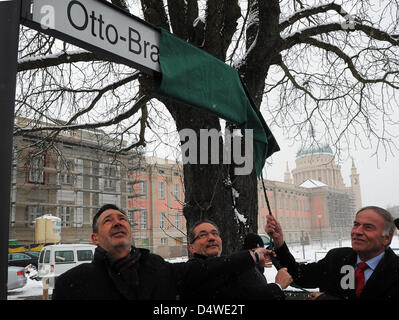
157,28,279,176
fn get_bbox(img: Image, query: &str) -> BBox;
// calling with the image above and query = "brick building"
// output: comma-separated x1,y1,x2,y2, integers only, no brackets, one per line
127,157,186,257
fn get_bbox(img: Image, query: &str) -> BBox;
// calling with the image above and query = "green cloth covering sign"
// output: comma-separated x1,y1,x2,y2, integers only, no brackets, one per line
157,28,279,176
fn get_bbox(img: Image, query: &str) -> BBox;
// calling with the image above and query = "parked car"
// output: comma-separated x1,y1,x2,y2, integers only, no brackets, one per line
8,252,39,269
38,243,96,287
7,266,27,291
25,251,40,258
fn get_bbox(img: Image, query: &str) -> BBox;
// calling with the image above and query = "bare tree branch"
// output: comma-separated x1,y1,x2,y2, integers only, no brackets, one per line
14,94,150,136
301,37,399,89
18,50,104,72
282,22,399,51
119,103,148,152
279,2,345,31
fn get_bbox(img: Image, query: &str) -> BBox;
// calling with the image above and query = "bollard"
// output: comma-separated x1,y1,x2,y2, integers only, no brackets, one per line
42,278,49,300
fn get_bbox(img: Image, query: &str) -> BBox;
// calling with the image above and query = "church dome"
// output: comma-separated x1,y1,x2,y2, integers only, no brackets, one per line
296,144,333,159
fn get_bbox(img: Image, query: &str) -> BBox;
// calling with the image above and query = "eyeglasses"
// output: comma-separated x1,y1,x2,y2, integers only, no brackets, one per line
191,230,220,243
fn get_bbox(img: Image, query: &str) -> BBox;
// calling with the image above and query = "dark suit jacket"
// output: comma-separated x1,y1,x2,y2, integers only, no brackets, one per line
275,243,399,300
52,246,178,300
180,253,284,300
52,246,255,300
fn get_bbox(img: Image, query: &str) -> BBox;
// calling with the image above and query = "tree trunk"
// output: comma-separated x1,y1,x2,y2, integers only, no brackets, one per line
165,99,248,255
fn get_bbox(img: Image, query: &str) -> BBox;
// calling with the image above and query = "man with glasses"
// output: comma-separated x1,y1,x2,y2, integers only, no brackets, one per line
188,220,223,257
180,220,293,300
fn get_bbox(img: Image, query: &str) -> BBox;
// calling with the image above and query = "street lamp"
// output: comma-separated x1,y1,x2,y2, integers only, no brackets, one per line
317,214,323,249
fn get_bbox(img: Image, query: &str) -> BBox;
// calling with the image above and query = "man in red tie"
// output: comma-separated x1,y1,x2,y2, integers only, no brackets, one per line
266,206,399,300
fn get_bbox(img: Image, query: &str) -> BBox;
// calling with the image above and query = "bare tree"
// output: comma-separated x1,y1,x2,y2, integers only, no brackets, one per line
16,0,399,254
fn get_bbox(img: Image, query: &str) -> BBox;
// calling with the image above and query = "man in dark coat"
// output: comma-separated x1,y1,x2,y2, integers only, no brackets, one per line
52,204,268,300
179,220,293,300
52,245,174,300
266,206,399,300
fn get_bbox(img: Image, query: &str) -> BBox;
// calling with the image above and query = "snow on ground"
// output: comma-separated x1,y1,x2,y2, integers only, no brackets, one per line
7,236,399,299
7,267,53,300
7,278,48,300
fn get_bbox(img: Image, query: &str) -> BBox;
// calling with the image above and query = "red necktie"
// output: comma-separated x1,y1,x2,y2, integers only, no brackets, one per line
355,261,369,297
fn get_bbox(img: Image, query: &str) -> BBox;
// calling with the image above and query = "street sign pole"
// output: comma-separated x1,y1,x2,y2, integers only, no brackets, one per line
0,0,21,300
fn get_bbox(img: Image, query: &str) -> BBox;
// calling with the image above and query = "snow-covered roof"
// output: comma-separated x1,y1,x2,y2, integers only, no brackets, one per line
35,214,61,221
299,179,327,188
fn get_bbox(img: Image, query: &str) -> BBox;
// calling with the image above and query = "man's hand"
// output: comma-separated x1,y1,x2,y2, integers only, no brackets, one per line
250,248,276,266
265,215,284,249
309,292,325,300
275,268,293,290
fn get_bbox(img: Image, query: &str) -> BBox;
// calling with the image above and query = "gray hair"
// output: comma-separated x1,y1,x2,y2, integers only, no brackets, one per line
356,206,395,237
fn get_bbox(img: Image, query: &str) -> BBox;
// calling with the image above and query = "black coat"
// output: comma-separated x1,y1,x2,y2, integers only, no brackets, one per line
180,253,285,300
52,246,255,300
275,242,399,300
52,246,176,300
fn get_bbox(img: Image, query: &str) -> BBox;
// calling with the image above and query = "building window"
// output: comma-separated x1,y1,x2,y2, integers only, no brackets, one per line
159,212,166,229
28,154,45,184
173,183,180,201
60,206,71,227
104,166,117,189
158,181,165,200
161,238,168,245
26,205,44,226
141,238,149,248
60,160,74,185
174,212,181,229
140,210,148,229
127,210,134,226
139,180,147,198
127,182,134,194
